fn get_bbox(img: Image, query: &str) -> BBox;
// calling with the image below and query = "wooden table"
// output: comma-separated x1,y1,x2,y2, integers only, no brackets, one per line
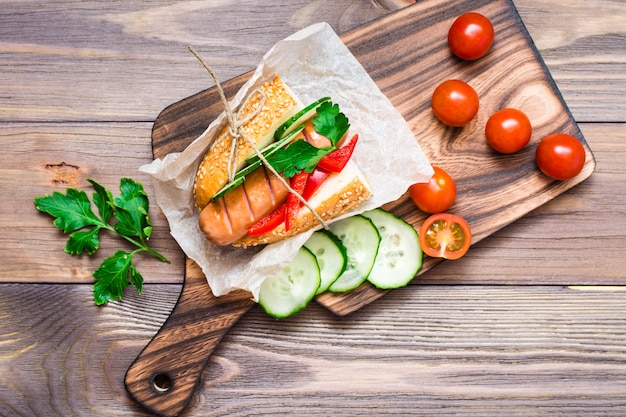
1,1,625,415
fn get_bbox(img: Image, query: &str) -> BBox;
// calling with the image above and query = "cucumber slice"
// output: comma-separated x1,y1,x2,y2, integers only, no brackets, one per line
327,215,381,293
210,175,244,201
361,208,422,289
258,247,321,319
273,97,331,140
303,230,348,295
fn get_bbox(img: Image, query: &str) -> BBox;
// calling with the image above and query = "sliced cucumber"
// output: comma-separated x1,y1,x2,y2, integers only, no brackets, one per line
303,230,348,295
273,97,331,140
327,215,381,293
360,208,422,289
211,175,244,201
258,247,321,319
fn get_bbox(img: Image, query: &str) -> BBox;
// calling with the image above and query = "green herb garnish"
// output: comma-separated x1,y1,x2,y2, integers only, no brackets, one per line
34,178,170,305
266,140,333,178
312,101,350,146
265,100,349,178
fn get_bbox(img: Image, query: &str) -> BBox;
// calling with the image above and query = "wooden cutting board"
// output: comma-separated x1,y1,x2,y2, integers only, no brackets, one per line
125,0,595,416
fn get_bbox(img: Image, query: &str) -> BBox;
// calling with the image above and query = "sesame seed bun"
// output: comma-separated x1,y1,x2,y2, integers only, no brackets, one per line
193,75,301,211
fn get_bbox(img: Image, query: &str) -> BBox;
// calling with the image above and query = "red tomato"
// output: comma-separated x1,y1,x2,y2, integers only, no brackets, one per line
419,213,472,260
431,80,479,127
535,133,586,180
485,108,532,154
448,12,495,60
409,166,457,214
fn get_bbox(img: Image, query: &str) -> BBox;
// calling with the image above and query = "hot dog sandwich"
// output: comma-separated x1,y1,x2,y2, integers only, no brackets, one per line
193,75,372,247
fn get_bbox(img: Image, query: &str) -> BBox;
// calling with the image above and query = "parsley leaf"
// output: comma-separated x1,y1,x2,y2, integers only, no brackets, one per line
34,188,104,234
89,179,114,223
93,250,137,305
263,99,350,178
112,178,152,239
93,250,146,305
266,140,332,178
34,178,170,305
313,101,350,146
66,228,100,256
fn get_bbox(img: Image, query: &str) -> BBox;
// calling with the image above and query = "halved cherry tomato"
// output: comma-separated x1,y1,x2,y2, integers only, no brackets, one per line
247,204,286,236
431,80,479,127
285,171,310,231
409,166,457,214
317,134,359,173
535,133,586,180
485,108,532,154
448,12,495,60
419,213,471,260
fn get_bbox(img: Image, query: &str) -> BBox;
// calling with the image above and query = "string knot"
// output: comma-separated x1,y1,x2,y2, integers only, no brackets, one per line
188,45,329,230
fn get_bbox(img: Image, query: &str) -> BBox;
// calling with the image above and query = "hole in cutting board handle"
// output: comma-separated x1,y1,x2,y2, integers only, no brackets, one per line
124,269,257,417
152,373,172,393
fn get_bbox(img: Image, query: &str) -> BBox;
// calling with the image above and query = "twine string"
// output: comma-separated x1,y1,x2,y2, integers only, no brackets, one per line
188,46,328,230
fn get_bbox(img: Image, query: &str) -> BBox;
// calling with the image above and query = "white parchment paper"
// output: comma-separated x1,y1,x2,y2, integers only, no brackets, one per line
140,22,433,300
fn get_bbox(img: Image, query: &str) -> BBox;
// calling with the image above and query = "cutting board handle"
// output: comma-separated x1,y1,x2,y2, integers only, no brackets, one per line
125,260,255,417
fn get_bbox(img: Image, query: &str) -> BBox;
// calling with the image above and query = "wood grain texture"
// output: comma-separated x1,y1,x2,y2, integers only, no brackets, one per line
3,283,626,416
2,123,621,287
125,260,254,417
150,0,596,316
0,0,413,123
0,0,623,123
514,0,626,123
0,122,185,284
1,0,625,416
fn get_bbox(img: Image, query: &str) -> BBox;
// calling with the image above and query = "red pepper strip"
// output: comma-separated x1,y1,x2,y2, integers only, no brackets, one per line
316,134,359,173
285,171,310,232
247,204,286,236
301,168,330,201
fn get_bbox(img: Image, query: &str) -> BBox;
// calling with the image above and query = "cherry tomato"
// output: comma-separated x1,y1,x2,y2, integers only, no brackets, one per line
535,133,586,180
431,80,479,127
419,213,472,260
485,108,532,154
448,12,495,60
409,166,457,214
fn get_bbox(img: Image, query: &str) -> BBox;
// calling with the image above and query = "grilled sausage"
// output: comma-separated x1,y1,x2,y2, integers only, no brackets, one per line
198,166,288,246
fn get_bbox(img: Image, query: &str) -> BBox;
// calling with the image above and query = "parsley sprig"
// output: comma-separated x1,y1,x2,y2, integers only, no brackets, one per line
265,140,332,178
34,178,170,305
266,100,350,178
312,101,350,146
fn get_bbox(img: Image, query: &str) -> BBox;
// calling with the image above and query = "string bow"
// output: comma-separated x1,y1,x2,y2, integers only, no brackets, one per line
188,46,328,229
